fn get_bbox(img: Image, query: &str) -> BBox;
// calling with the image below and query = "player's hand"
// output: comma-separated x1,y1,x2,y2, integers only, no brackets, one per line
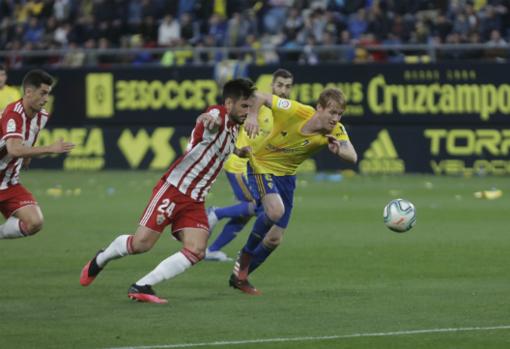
326,135,340,155
197,113,221,131
51,138,75,153
234,146,251,158
244,116,259,139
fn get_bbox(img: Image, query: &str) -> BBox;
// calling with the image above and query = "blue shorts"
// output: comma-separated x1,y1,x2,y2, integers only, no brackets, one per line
226,171,254,202
248,173,296,228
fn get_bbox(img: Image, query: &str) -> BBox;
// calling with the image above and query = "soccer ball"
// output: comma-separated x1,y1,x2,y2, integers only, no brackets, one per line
383,199,416,233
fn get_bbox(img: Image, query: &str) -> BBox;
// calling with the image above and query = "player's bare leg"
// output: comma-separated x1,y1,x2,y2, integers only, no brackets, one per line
80,226,160,286
260,193,285,223
0,205,43,239
128,227,208,304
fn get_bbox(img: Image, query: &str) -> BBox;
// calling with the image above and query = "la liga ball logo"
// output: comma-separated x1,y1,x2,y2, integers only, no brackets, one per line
277,99,291,110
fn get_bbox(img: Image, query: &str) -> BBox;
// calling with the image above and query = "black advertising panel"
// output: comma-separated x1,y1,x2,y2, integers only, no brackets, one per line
320,125,510,175
28,125,510,176
8,62,510,127
7,62,510,174
251,62,510,125
29,126,194,170
8,67,219,126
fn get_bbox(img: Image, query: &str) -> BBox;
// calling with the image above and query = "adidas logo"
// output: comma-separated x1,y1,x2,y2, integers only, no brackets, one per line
363,129,398,159
360,129,405,174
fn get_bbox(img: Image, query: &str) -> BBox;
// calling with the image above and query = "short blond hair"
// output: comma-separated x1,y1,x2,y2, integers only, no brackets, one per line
317,88,346,110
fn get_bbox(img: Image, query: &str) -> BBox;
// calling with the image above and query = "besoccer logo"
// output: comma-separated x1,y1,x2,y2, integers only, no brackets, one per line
359,129,405,174
85,73,114,118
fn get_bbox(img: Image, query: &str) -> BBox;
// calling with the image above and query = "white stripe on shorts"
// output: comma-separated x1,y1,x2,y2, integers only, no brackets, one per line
140,181,171,227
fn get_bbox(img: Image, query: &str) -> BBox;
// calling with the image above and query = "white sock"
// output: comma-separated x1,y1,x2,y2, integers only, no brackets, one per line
96,234,132,267
136,251,192,286
0,217,26,239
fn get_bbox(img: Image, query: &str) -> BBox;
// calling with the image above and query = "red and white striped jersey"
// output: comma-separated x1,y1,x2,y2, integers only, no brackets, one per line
0,99,49,190
163,105,240,202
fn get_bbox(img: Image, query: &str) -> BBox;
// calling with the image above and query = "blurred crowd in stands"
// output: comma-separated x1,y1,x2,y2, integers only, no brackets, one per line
0,0,509,67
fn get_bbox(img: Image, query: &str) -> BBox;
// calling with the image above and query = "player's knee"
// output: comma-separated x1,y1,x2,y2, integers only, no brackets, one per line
131,238,155,254
266,206,284,222
24,218,44,235
183,246,206,261
194,247,206,261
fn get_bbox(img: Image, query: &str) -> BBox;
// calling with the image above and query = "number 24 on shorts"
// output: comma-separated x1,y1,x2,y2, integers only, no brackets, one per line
158,199,176,218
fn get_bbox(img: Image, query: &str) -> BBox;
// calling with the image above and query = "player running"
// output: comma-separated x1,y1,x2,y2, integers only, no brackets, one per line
80,78,256,304
0,69,75,240
205,69,294,262
230,87,358,295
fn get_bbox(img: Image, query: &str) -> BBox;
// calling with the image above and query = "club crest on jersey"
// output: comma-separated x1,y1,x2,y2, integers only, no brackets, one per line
6,119,16,133
208,108,220,117
277,99,291,110
156,214,165,225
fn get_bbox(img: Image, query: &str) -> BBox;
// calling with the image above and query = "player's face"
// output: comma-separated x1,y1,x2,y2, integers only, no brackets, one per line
0,70,6,88
26,83,52,112
227,96,254,125
317,101,344,132
271,77,293,98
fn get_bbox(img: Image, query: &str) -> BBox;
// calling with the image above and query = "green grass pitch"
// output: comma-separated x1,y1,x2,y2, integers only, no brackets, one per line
0,171,509,349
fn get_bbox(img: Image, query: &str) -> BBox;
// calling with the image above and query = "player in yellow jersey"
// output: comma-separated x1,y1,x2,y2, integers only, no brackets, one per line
0,65,21,113
229,88,358,295
205,69,294,261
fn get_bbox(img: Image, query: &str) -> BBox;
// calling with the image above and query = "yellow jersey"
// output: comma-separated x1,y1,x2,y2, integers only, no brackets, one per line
223,105,273,174
250,96,350,175
0,85,21,113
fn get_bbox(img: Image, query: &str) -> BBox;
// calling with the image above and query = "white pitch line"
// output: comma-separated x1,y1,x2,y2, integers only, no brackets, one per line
104,325,510,349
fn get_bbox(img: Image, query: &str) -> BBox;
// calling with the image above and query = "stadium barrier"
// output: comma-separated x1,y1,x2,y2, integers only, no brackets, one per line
7,63,509,175
0,43,508,66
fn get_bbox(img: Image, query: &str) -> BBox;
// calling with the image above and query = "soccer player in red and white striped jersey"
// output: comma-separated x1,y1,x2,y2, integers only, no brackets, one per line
80,78,256,303
0,70,74,240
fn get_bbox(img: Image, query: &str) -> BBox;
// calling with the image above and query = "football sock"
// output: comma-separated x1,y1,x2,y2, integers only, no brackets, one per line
96,234,133,268
233,250,252,280
0,217,27,239
249,243,276,274
215,201,254,219
135,248,197,286
208,217,249,252
243,213,273,253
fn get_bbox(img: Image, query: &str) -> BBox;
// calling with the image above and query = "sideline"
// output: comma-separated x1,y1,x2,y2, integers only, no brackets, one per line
104,324,510,349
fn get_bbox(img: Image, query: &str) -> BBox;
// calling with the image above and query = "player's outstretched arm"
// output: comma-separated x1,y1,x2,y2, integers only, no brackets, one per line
6,137,75,158
326,135,358,164
245,91,272,138
254,91,273,108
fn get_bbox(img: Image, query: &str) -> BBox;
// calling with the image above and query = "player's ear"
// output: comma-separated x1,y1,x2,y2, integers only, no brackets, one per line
24,85,35,97
224,97,234,110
